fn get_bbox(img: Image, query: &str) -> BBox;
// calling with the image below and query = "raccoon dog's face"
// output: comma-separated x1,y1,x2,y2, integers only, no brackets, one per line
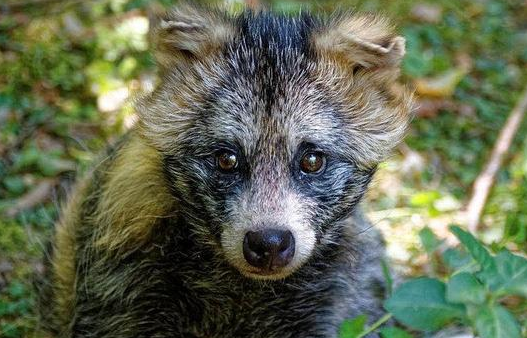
139,6,412,280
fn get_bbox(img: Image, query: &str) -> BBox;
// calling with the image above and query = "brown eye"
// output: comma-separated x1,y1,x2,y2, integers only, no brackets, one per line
300,152,326,174
217,151,238,172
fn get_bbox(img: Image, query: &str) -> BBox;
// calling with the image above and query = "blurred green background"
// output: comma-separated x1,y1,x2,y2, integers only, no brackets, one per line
0,0,526,336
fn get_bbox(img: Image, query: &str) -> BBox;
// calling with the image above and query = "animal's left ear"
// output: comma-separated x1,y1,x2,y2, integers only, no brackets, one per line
313,14,405,71
150,5,234,69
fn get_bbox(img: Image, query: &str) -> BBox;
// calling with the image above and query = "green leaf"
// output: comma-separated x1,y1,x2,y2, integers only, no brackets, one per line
449,226,499,287
7,282,26,299
419,227,443,254
0,323,21,338
492,250,527,297
380,327,413,338
503,216,527,245
339,315,367,338
384,278,465,331
446,272,486,304
442,248,472,271
450,227,527,296
0,301,8,316
474,305,521,338
12,145,40,170
2,176,26,195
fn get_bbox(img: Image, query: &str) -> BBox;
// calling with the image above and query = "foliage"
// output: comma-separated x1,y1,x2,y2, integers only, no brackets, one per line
340,226,527,338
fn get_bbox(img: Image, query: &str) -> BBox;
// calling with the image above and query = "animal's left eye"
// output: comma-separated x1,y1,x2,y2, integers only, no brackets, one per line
300,152,326,174
216,150,238,173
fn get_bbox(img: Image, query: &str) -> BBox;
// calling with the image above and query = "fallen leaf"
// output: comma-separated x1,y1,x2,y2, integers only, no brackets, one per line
415,68,468,98
415,98,456,118
32,81,60,105
35,130,66,153
458,103,476,117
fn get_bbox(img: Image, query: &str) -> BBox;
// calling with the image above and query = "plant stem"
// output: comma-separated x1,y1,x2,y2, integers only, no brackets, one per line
358,313,393,338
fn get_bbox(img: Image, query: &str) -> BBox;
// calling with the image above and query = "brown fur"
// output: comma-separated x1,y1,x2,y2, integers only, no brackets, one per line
49,179,86,333
93,135,175,252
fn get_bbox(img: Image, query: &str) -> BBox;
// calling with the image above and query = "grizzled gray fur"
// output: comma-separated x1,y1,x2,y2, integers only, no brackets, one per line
38,4,413,338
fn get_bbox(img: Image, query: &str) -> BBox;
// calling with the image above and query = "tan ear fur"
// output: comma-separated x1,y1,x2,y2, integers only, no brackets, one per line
150,4,234,68
313,13,405,69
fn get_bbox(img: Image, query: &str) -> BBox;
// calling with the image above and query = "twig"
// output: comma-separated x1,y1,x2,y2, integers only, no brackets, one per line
357,313,392,338
5,178,57,218
466,84,527,232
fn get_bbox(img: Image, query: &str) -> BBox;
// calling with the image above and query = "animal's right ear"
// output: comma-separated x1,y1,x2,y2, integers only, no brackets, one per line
150,5,234,69
312,13,405,75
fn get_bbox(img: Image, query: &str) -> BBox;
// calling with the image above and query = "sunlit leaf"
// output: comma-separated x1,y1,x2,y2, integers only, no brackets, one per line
339,315,367,338
410,191,440,209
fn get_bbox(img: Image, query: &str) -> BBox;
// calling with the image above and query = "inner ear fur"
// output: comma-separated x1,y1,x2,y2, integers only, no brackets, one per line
150,4,235,69
313,13,405,71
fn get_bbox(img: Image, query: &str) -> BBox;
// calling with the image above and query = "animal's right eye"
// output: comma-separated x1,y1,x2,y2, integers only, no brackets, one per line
216,151,238,173
300,152,326,174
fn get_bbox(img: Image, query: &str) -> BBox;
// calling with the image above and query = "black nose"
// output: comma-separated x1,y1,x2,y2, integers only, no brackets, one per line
243,229,295,270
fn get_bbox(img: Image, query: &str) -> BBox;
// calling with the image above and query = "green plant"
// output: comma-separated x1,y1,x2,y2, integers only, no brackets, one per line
340,226,527,338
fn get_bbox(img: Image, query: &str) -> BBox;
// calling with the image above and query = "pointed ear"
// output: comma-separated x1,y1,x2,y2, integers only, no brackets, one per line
313,13,405,70
150,5,234,69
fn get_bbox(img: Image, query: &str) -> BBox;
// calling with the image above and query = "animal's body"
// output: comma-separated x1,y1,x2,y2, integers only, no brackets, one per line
38,5,412,338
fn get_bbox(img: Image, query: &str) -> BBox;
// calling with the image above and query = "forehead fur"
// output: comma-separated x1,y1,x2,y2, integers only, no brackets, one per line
138,7,413,167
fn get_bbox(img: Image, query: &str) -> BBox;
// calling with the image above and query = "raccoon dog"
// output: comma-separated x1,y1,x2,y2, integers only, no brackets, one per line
39,5,412,338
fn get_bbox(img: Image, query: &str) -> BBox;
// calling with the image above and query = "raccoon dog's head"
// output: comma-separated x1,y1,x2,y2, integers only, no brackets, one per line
139,5,412,280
